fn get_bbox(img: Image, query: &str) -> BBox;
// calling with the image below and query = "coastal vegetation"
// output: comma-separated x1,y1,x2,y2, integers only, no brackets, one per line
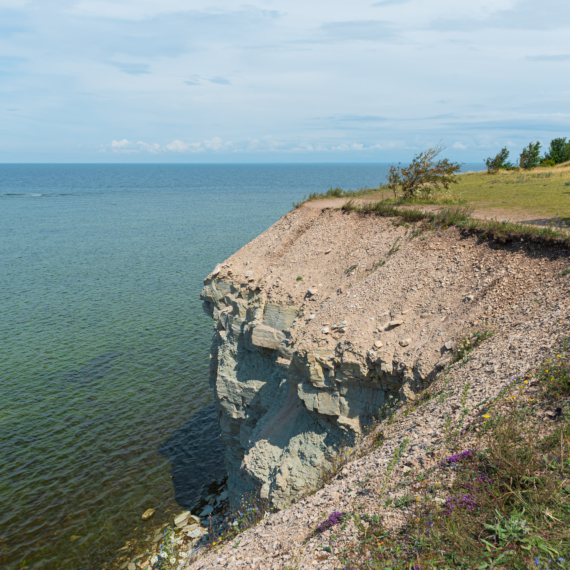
485,138,570,172
385,145,461,200
295,147,570,222
340,202,570,246
336,343,570,569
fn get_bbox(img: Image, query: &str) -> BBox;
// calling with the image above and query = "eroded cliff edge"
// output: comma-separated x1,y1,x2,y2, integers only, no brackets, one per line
200,206,561,509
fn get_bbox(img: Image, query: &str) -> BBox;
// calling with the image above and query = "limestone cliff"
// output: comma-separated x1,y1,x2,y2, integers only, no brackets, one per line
200,206,543,509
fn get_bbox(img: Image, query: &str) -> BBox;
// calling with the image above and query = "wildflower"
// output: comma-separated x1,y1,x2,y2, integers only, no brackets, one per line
524,380,528,384
482,414,490,418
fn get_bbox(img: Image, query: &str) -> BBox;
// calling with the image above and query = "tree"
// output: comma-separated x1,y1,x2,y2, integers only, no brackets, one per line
387,145,461,199
519,142,542,170
484,147,514,174
545,137,570,165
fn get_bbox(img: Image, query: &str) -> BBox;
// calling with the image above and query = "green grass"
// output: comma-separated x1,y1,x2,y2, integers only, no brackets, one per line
441,163,570,222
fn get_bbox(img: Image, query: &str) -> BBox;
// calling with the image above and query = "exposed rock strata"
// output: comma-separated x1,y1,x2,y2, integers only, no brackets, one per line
200,206,568,511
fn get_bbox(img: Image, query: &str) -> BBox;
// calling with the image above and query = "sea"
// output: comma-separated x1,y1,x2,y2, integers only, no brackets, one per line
0,163,483,570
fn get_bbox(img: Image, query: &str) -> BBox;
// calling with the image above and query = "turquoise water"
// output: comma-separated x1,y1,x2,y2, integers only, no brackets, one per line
0,163,482,570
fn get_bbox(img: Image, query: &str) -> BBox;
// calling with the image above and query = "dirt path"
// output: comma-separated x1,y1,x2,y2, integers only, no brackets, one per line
302,197,562,228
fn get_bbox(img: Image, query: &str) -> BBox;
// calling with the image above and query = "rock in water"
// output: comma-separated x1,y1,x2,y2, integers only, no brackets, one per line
141,508,155,521
174,511,190,527
199,505,213,517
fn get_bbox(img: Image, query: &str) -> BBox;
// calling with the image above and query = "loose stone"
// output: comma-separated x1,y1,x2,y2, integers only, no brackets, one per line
141,508,155,521
174,511,191,528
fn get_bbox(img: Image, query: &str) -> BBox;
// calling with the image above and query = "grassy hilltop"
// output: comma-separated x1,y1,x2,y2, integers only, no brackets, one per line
303,161,570,225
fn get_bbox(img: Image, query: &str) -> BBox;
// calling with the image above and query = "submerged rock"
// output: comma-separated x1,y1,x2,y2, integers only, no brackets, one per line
141,508,155,521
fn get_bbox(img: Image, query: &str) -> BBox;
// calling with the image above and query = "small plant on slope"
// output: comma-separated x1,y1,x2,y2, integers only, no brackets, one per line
519,141,542,170
484,147,514,173
386,144,462,200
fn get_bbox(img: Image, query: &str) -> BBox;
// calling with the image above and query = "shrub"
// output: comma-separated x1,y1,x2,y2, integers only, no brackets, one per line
519,141,542,170
484,147,514,173
546,137,570,165
386,145,461,200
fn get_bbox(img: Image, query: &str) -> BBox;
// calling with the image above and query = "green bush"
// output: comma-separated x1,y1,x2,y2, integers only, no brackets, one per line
546,137,570,165
386,145,461,199
484,147,514,173
540,157,556,167
519,141,542,170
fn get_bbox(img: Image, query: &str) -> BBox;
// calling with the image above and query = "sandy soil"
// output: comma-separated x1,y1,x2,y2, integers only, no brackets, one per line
302,197,563,228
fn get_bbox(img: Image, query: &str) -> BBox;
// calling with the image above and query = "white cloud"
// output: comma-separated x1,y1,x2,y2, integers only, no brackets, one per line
165,140,203,152
111,139,132,148
137,141,160,153
453,141,467,149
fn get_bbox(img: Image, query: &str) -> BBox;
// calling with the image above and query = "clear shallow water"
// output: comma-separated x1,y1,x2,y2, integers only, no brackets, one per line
0,163,482,570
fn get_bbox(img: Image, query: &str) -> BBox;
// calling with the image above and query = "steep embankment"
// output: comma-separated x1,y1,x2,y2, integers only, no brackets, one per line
186,204,569,569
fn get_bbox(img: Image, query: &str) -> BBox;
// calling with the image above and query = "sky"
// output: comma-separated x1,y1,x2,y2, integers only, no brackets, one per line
0,0,569,163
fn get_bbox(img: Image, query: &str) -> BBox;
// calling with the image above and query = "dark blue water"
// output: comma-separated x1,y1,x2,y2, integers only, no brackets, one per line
0,163,482,570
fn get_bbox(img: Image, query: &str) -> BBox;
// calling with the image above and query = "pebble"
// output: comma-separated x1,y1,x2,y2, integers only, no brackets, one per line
141,508,155,521
399,338,411,347
308,288,318,296
374,340,383,348
389,320,403,327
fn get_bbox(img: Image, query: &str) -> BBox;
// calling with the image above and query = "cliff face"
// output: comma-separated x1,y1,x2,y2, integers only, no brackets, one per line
200,206,552,508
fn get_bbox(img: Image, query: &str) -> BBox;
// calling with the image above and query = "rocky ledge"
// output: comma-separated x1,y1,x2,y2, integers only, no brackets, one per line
198,205,567,513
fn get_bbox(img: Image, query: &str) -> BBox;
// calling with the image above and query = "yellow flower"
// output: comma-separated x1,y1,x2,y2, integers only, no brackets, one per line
524,380,528,384
483,414,490,418
558,355,562,358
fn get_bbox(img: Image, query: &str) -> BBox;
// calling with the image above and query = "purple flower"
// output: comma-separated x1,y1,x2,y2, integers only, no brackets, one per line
443,493,477,516
439,449,475,467
316,511,346,532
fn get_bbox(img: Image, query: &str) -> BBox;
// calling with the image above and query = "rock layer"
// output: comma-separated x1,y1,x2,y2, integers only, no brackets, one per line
200,206,567,509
